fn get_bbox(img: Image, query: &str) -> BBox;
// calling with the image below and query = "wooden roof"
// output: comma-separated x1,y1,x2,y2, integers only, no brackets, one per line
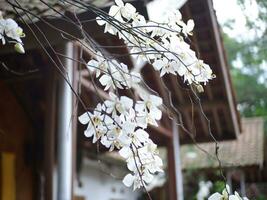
181,117,265,169
0,0,240,145
0,0,111,20
174,0,241,143
181,117,267,183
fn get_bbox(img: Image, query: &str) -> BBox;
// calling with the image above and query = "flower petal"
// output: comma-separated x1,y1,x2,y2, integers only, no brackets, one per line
78,112,90,124
208,193,223,200
122,174,135,187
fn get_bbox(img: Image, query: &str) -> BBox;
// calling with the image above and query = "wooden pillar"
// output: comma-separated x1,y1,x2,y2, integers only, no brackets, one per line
226,170,233,194
240,170,246,197
172,120,184,200
56,42,75,200
167,140,178,200
44,67,57,200
71,44,79,199
167,119,184,200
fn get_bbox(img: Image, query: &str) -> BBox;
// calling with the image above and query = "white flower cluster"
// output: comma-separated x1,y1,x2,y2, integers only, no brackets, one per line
208,185,249,200
96,0,215,86
79,0,216,190
87,51,141,90
79,92,163,190
0,12,25,53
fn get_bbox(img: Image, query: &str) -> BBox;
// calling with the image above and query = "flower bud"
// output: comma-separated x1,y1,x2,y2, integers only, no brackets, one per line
196,84,204,93
14,43,25,54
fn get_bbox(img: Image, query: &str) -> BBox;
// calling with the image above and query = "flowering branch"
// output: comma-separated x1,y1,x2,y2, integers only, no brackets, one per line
0,11,25,53
3,1,249,199
77,0,215,191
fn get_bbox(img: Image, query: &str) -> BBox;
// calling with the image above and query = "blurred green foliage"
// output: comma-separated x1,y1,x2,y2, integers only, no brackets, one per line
222,0,267,130
209,181,225,195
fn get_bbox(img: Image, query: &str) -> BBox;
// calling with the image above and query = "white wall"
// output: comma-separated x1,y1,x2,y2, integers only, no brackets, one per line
74,158,140,200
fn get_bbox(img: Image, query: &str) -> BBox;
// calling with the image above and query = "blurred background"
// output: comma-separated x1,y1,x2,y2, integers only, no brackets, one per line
0,0,266,200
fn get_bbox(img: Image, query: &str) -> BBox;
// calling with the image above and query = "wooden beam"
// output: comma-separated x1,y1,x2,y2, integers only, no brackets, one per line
206,0,240,137
80,77,110,100
150,67,170,106
182,110,193,134
80,69,90,77
44,67,57,200
205,84,213,100
212,108,223,137
179,99,227,112
170,76,185,104
150,124,173,139
199,109,209,136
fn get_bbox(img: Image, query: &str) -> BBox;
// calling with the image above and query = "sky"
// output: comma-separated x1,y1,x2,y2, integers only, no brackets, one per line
213,0,261,41
147,0,258,40
213,0,247,35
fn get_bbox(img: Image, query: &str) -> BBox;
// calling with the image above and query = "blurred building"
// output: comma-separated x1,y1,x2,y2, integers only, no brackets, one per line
0,0,241,200
181,117,267,199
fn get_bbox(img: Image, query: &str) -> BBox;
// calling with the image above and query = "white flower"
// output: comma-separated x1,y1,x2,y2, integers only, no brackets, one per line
123,173,136,187
208,185,229,200
176,63,187,77
78,104,105,143
182,19,194,36
135,94,162,120
125,108,137,124
4,18,24,43
99,73,119,90
0,19,6,44
104,92,133,117
0,17,25,47
101,116,125,151
171,10,182,22
135,93,162,128
96,16,118,35
183,70,195,84
229,192,249,200
208,192,225,200
208,185,249,200
122,170,153,190
97,0,137,35
122,173,142,190
132,14,147,32
136,94,162,112
197,181,213,200
124,71,141,88
146,22,167,37
98,61,135,90
119,127,149,159
109,0,137,21
87,51,108,77
120,2,137,20
193,60,214,84
99,61,123,90
136,110,158,128
142,169,154,184
153,57,177,76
